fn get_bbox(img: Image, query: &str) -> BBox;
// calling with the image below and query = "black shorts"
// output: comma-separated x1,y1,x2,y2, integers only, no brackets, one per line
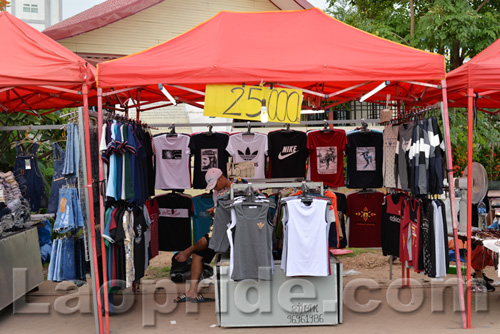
193,234,216,264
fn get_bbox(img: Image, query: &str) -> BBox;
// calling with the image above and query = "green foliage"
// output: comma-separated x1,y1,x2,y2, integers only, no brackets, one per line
0,1,9,11
447,108,500,180
326,0,500,70
0,110,73,205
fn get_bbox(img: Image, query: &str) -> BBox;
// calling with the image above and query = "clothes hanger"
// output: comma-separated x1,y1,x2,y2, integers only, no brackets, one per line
359,119,370,132
282,123,292,133
321,119,333,133
357,188,375,195
242,121,254,136
166,123,177,137
205,124,214,136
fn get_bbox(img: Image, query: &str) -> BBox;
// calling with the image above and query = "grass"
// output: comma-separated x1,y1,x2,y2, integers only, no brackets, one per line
146,266,171,279
341,248,379,258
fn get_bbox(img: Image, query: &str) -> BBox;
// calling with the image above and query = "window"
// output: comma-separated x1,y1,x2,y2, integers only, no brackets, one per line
22,3,38,13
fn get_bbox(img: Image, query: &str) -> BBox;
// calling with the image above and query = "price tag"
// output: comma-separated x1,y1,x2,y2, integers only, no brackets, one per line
59,197,67,213
227,161,255,178
25,159,31,170
204,84,303,124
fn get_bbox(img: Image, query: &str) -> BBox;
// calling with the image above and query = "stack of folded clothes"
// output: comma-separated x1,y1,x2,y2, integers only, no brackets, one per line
0,171,31,237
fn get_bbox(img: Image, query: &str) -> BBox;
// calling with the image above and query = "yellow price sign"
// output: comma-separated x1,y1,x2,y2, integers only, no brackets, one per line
204,84,303,124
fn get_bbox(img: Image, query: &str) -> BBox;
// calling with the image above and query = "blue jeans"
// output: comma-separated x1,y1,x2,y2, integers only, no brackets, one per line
54,188,84,233
62,123,80,178
14,142,43,211
48,143,65,213
61,237,76,281
54,238,64,282
47,238,59,281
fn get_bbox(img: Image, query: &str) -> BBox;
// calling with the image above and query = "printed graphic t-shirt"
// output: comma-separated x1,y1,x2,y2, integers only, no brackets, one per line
346,130,384,189
153,134,191,190
347,191,385,248
189,132,229,189
307,129,347,187
226,132,268,179
156,193,193,251
268,130,308,178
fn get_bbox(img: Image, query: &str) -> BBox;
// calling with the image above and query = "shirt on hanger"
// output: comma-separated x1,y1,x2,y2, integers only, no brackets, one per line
226,132,268,179
307,129,347,187
189,132,230,189
156,193,193,251
395,122,414,191
382,124,399,188
267,130,308,178
346,191,385,248
153,134,191,190
346,130,384,189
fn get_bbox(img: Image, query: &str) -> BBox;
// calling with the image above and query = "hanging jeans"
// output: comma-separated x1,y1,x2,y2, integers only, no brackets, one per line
62,123,80,179
54,187,85,233
14,142,43,212
48,143,66,213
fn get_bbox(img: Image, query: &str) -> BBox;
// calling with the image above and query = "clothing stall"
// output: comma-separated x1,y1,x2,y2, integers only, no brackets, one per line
0,12,102,334
417,36,500,328
95,8,466,332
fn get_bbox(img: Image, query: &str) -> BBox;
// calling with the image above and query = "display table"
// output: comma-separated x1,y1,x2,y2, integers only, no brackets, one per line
0,227,44,311
214,256,343,327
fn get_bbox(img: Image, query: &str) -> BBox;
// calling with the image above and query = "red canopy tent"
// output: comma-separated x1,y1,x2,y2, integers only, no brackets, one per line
0,12,96,113
420,36,500,329
0,11,103,334
97,8,446,107
96,7,466,330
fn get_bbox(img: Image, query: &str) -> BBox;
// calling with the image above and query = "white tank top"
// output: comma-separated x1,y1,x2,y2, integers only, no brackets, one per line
282,198,330,276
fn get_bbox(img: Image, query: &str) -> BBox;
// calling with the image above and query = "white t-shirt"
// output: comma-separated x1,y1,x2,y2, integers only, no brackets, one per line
226,132,268,179
153,134,191,190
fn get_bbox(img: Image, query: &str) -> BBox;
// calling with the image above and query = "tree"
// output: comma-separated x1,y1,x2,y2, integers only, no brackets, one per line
0,1,9,11
326,0,500,181
0,111,70,208
326,0,500,70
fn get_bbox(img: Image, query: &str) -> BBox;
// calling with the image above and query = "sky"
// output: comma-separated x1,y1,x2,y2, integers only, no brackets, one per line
63,0,329,19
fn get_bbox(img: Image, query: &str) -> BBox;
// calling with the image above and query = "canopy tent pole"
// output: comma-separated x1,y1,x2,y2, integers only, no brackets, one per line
77,106,101,334
467,88,474,329
81,85,105,334
440,80,467,329
97,88,111,334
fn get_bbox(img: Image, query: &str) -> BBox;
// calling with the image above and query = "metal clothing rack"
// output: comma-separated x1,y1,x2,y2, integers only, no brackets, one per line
147,119,380,128
231,180,324,198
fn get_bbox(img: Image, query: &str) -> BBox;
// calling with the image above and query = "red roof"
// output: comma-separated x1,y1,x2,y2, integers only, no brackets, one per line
0,12,96,112
44,0,164,40
97,9,444,105
418,37,500,109
44,0,313,41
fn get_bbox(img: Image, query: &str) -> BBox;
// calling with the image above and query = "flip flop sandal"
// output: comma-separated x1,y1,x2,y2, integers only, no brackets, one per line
174,294,189,303
189,294,215,303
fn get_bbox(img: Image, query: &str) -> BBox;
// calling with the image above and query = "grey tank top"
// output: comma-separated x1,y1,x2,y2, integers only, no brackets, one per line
229,201,273,281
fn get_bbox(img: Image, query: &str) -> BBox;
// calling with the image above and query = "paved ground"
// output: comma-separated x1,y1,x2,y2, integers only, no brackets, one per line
1,278,499,334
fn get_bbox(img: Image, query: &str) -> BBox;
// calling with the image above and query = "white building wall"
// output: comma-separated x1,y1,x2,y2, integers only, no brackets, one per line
7,0,61,31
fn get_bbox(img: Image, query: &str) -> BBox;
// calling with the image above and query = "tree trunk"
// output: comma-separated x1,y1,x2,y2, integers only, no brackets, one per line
449,40,464,71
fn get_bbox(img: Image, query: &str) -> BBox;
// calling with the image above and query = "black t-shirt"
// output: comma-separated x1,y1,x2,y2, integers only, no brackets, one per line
133,206,148,281
113,207,126,283
156,193,193,251
267,130,308,178
189,132,229,189
346,131,384,189
381,193,404,257
335,192,348,248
